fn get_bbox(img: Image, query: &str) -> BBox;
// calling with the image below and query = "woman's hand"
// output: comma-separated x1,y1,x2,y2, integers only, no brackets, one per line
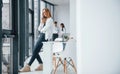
41,17,46,24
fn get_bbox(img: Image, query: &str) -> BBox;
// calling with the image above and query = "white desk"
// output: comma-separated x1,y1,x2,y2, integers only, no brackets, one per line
42,41,67,74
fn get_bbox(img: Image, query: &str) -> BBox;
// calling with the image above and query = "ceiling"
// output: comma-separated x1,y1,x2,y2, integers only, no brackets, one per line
44,0,69,5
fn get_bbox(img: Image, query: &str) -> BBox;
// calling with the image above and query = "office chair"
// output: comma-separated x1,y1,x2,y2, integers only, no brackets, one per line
52,38,77,74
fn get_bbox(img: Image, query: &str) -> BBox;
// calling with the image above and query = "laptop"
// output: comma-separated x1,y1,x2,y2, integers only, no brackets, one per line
62,33,70,41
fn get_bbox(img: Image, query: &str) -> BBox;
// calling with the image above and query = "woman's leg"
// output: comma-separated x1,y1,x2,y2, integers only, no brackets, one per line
19,40,43,72
28,33,45,66
28,43,43,66
19,33,45,72
36,54,43,64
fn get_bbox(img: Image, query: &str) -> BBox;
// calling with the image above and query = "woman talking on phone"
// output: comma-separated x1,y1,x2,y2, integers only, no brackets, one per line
19,8,53,72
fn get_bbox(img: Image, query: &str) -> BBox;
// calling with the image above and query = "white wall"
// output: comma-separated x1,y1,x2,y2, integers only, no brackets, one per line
54,4,70,33
76,0,120,74
69,0,77,69
70,0,76,38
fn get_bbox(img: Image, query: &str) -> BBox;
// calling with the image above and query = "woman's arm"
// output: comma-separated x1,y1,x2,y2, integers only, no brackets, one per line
40,18,53,32
38,23,44,31
38,17,46,31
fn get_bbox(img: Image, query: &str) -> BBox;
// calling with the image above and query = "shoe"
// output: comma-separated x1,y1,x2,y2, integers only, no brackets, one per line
35,64,43,71
19,65,31,72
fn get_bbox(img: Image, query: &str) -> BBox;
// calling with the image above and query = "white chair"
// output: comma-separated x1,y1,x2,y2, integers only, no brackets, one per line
52,38,64,72
52,38,77,74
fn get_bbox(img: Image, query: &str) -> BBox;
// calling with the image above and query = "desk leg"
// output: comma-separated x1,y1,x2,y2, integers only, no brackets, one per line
42,43,53,74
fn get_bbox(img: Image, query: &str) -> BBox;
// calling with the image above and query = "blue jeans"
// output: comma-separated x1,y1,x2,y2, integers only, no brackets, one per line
28,33,47,66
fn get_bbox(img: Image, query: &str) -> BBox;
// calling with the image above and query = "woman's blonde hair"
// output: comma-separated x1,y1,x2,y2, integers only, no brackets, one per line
42,8,51,18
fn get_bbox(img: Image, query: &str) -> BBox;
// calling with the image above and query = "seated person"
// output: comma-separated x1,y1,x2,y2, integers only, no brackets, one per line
53,21,59,41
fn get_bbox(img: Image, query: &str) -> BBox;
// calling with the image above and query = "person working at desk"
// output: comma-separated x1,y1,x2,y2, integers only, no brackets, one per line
19,8,53,72
53,21,59,41
59,23,66,38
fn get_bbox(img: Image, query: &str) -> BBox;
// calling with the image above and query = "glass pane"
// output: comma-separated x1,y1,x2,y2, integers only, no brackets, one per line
40,1,45,18
29,13,32,33
2,0,11,30
29,0,32,9
34,0,40,42
2,38,12,74
47,4,51,12
29,36,33,55
51,6,54,18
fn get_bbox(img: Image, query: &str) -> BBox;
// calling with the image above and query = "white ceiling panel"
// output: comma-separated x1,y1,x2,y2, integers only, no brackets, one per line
44,0,69,5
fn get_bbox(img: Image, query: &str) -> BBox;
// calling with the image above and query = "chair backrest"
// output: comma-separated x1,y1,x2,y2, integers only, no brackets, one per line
60,38,76,59
52,38,76,59
52,38,64,53
52,42,63,53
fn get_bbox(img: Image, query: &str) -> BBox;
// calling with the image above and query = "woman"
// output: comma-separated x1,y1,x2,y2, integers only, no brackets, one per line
59,23,66,38
19,8,53,72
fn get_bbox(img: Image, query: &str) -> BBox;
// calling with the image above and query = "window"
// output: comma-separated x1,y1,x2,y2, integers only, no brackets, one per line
40,1,45,18
2,0,11,30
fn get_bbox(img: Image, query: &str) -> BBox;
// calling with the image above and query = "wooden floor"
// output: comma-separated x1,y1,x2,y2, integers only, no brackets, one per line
2,56,76,74
19,70,76,74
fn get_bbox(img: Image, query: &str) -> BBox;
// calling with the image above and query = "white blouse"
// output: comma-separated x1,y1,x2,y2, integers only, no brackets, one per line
59,27,66,37
53,26,59,34
38,17,53,40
